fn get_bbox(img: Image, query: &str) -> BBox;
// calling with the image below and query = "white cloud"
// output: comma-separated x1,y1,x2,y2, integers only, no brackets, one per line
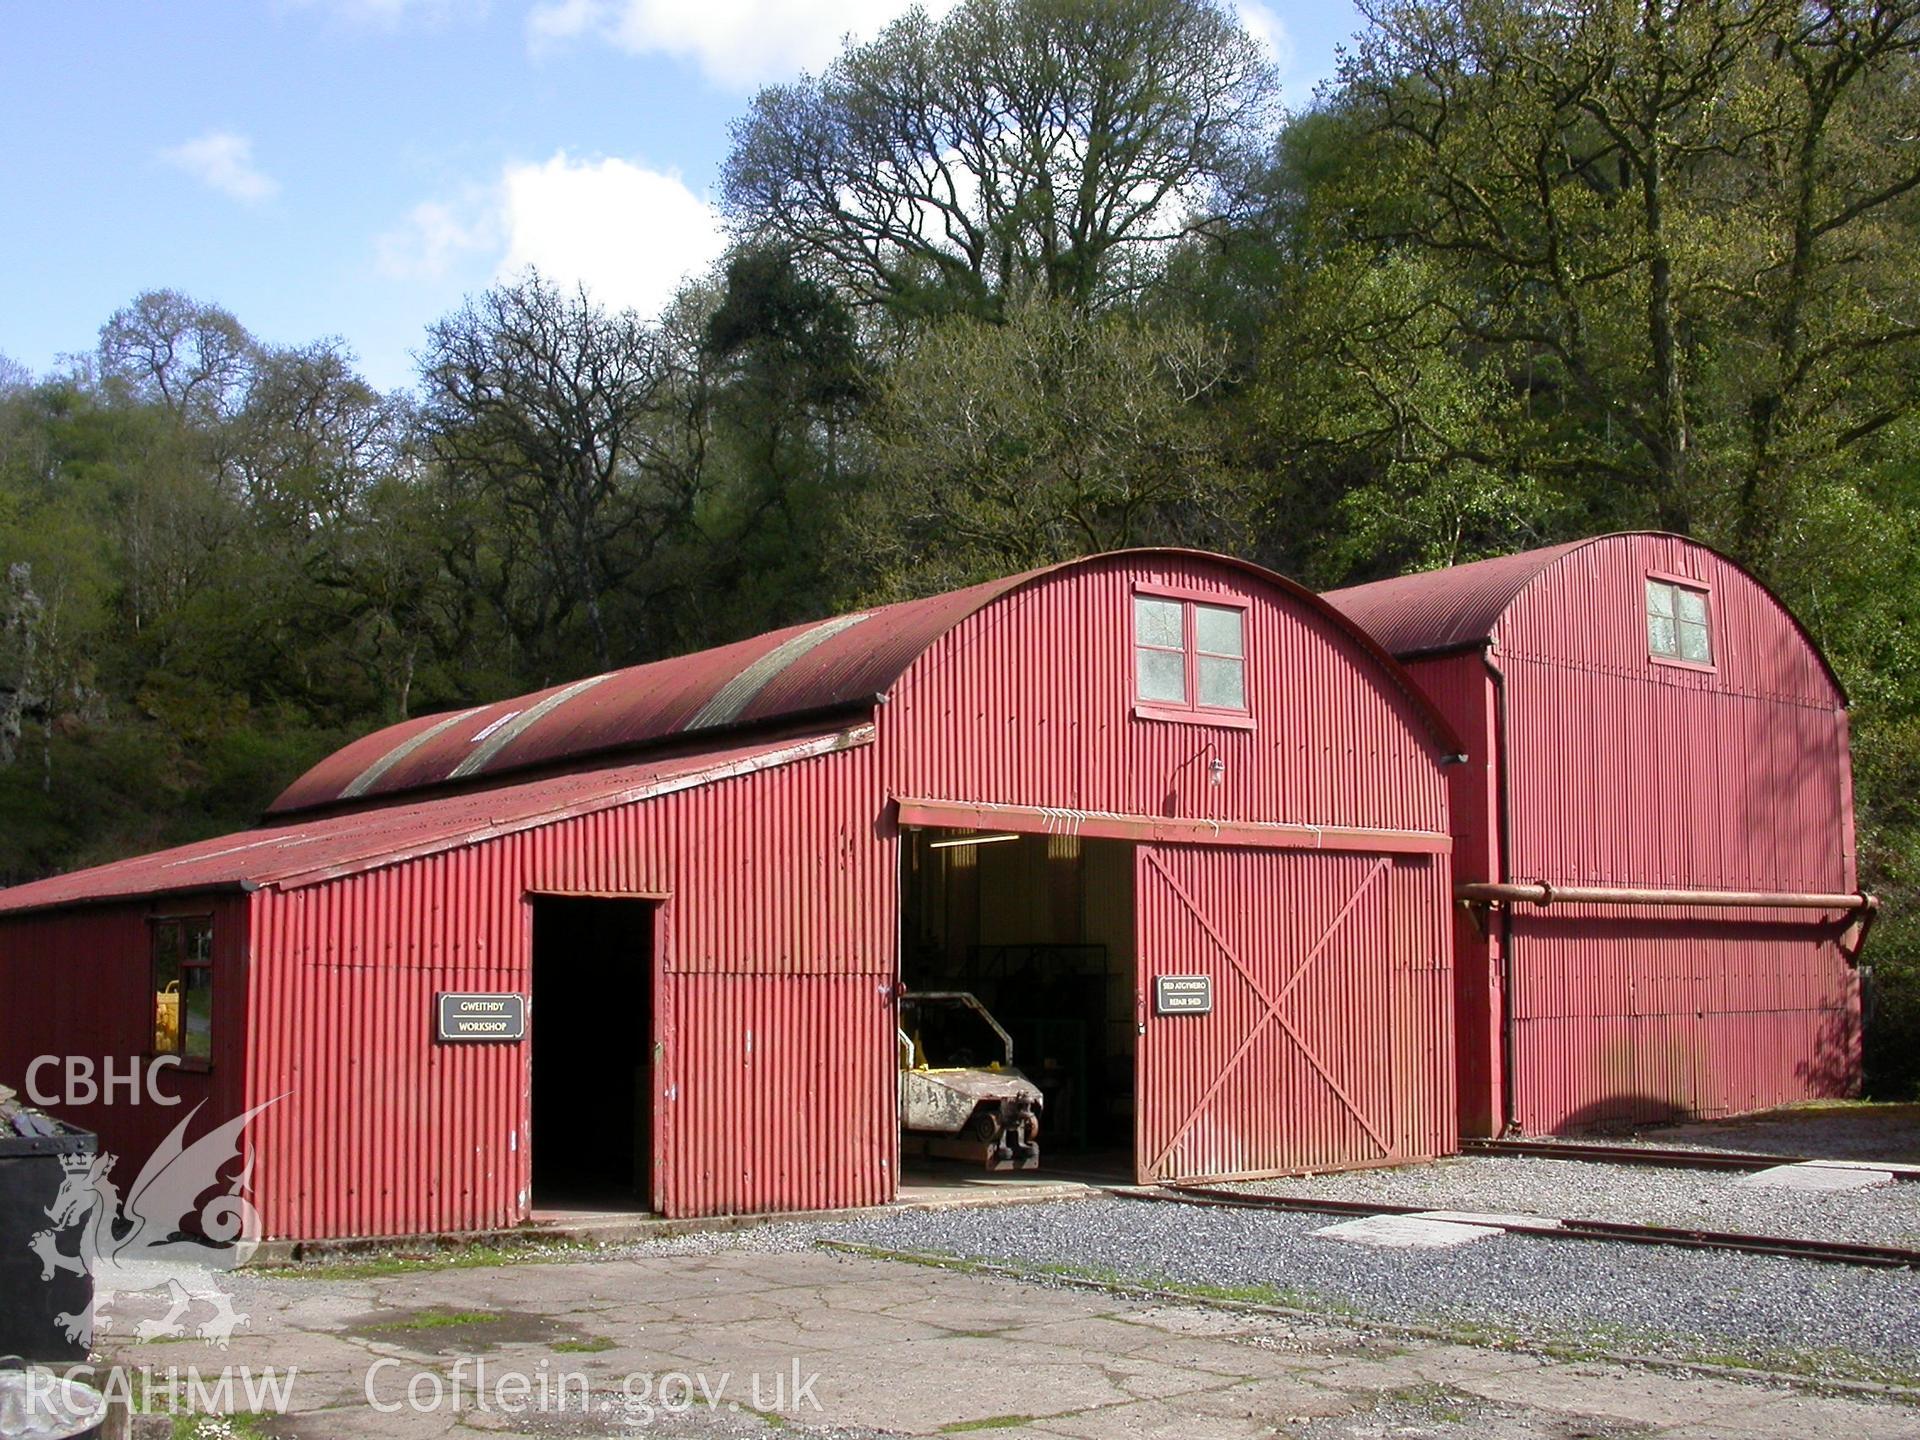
1235,1,1295,75
160,131,279,205
499,153,725,314
527,0,960,89
376,196,496,281
377,152,724,318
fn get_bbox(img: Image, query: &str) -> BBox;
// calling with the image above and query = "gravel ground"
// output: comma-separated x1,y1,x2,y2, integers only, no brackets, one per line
1222,1154,1920,1246
1616,1103,1920,1164
621,1197,1920,1382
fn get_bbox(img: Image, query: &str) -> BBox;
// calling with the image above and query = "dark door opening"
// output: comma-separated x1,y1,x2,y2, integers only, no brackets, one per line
531,896,655,1212
899,829,1137,1180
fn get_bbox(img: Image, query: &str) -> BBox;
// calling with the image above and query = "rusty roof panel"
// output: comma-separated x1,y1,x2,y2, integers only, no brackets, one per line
269,549,1464,815
267,573,1024,815
1322,541,1588,658
0,728,872,915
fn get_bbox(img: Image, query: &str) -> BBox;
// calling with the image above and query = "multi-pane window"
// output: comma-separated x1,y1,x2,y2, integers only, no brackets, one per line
1133,593,1248,715
153,917,213,1063
1646,578,1712,665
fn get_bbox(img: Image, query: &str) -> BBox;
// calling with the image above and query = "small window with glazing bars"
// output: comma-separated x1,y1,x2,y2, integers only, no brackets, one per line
1646,577,1712,666
1132,590,1249,720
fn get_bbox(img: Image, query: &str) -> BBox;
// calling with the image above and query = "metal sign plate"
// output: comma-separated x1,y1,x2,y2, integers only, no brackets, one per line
436,992,526,1041
1153,974,1212,1015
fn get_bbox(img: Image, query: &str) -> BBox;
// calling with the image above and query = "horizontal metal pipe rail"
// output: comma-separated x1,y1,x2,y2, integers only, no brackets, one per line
1457,881,1878,912
1135,1185,1920,1270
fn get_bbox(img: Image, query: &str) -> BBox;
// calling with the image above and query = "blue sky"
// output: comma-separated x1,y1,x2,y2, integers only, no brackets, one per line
2,0,1363,394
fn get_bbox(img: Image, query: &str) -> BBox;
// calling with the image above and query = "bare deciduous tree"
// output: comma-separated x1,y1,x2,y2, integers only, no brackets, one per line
723,0,1277,317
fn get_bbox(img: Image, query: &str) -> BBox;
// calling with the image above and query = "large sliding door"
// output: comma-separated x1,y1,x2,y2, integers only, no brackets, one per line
1134,844,1455,1183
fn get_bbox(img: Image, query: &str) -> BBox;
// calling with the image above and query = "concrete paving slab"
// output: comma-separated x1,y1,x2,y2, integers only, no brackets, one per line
95,1243,1920,1439
1713,1389,1920,1440
1030,1392,1295,1439
1453,1361,1784,1430
1415,1209,1565,1230
1734,1162,1894,1191
1312,1214,1502,1247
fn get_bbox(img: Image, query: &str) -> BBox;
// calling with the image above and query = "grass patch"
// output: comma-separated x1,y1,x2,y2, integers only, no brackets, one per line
550,1336,617,1354
1368,1383,1474,1425
171,1413,276,1439
938,1418,1036,1433
261,1240,593,1280
366,1308,494,1332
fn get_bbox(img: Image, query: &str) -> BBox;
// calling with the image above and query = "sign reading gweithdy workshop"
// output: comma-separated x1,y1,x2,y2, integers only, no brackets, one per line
436,993,526,1041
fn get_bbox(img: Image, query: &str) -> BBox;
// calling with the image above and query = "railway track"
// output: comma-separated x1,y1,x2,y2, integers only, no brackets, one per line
1132,1184,1920,1270
1461,1136,1920,1180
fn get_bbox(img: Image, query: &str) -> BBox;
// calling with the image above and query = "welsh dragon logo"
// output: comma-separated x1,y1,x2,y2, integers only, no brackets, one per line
28,1098,277,1347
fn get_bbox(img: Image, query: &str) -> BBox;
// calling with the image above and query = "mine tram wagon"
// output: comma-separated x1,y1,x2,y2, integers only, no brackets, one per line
897,991,1043,1171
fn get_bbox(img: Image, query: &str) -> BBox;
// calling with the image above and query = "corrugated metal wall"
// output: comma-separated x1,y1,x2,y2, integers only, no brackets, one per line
0,895,252,1176
1134,845,1455,1180
4,552,1459,1241
243,738,895,1239
1507,908,1858,1129
883,554,1449,836
884,555,1456,1180
1403,654,1505,1137
1494,535,1860,1132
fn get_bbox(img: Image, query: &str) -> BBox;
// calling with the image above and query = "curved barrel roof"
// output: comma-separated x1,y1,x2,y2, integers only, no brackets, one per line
272,548,1461,815
1323,531,1846,698
1321,540,1590,659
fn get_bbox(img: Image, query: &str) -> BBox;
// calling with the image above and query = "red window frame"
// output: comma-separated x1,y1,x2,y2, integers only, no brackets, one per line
1130,583,1253,729
1645,571,1716,673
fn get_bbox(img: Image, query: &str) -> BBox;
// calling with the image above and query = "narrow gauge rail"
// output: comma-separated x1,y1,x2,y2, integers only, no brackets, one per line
1462,1136,1920,1181
1132,1185,1920,1270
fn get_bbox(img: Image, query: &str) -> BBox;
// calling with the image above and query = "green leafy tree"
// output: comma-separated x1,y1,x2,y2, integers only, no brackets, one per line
850,297,1239,596
1327,0,1920,542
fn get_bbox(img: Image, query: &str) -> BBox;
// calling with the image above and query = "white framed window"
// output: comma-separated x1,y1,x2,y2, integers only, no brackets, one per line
1132,590,1249,721
1646,577,1712,666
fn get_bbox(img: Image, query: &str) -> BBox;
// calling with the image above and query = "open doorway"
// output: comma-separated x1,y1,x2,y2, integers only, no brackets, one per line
530,896,655,1213
899,828,1136,1180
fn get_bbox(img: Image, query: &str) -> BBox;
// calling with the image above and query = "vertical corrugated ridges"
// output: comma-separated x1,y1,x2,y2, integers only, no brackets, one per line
1133,844,1455,1180
1493,534,1860,1133
238,737,893,1241
882,553,1456,1184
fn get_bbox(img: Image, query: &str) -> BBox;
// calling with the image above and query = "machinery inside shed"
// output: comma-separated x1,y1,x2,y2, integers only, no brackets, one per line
899,828,1138,1172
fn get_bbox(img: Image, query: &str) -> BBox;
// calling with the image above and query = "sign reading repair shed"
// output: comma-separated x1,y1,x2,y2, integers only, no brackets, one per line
1153,974,1212,1016
436,992,526,1042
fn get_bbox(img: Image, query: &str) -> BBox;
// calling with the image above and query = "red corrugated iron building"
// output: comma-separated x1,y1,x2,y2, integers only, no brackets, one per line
0,550,1462,1240
1325,532,1868,1138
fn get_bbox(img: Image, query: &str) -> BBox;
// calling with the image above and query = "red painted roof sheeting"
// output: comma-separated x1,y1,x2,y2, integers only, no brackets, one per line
0,728,870,915
1324,533,1846,698
272,549,1464,814
266,575,1023,815
1321,540,1587,658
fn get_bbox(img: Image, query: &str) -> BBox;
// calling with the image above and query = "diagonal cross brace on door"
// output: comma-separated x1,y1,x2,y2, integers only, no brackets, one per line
1144,852,1395,1177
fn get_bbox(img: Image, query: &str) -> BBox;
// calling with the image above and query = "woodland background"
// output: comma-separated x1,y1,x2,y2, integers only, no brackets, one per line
4,0,1918,1089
